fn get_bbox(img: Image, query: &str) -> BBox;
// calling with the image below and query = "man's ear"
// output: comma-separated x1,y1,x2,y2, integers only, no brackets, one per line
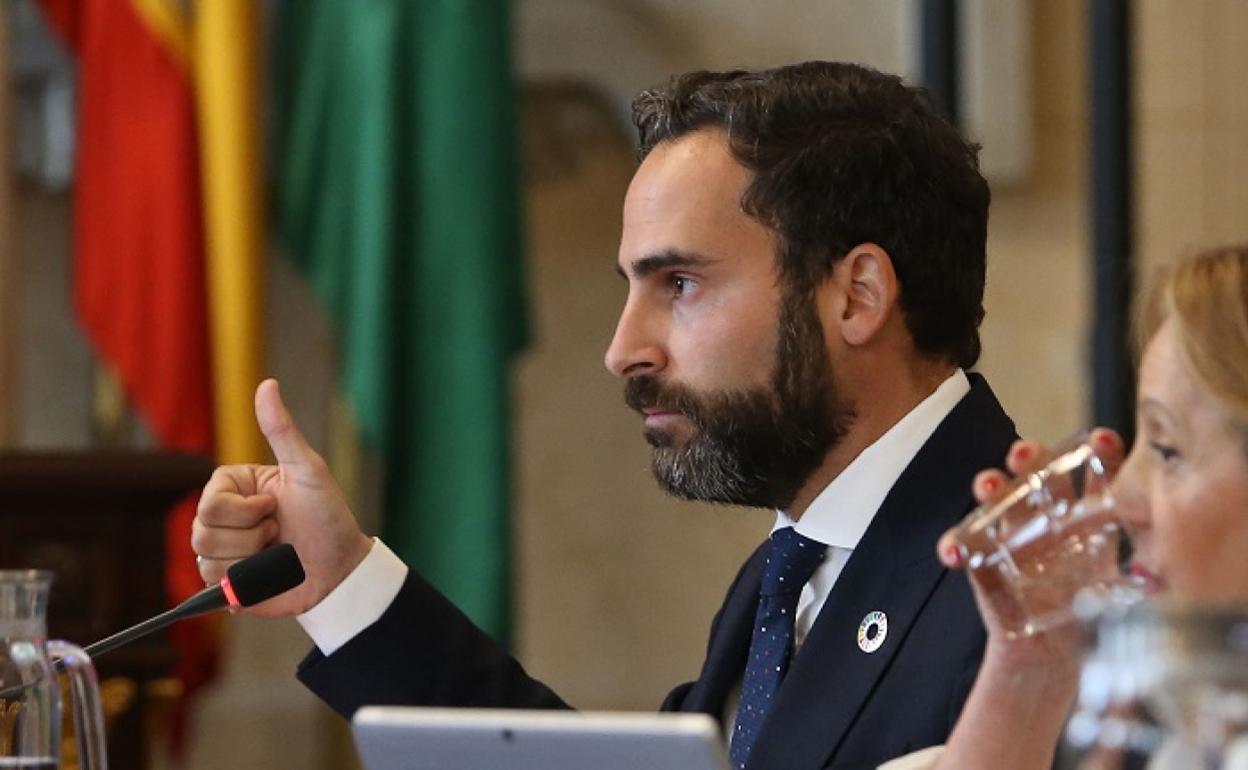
828,243,899,347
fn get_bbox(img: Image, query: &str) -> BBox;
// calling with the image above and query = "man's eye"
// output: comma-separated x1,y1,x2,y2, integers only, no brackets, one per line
669,274,696,297
1148,441,1180,462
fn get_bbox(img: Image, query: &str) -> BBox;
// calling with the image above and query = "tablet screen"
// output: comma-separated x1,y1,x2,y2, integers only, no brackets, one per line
352,707,728,770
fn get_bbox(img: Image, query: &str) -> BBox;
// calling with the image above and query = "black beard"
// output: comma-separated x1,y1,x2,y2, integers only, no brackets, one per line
623,290,855,509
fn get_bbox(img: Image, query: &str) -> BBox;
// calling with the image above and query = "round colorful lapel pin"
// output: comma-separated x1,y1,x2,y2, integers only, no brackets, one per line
857,610,888,653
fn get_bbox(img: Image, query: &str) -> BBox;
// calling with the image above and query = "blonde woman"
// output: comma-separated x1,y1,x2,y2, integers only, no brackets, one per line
889,244,1248,770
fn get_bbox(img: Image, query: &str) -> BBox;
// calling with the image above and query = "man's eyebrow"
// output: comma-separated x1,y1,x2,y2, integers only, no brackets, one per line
615,250,714,280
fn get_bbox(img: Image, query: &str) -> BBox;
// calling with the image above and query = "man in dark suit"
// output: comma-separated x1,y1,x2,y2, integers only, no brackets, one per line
193,62,1014,769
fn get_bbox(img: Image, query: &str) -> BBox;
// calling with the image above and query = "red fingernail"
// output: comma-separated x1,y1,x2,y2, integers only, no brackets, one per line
1014,445,1032,461
942,544,962,566
983,477,1000,493
1095,432,1115,448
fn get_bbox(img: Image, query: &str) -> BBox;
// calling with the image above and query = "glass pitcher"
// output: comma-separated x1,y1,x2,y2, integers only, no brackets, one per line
1062,602,1248,770
0,570,108,769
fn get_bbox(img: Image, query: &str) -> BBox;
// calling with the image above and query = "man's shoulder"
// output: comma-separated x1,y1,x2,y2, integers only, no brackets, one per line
956,373,1016,438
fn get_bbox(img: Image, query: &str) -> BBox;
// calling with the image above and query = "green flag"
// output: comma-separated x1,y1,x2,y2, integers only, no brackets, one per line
274,0,527,641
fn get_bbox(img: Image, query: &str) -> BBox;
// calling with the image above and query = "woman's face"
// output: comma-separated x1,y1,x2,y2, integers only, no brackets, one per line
1114,319,1248,604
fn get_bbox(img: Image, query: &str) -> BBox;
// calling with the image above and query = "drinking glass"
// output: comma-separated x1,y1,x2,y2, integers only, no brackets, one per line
1062,603,1248,770
947,438,1140,637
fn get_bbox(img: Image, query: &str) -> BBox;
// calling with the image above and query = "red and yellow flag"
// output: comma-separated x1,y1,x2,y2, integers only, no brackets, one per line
38,0,266,749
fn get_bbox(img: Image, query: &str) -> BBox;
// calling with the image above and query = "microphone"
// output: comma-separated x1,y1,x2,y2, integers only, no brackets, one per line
0,545,305,700
83,543,306,659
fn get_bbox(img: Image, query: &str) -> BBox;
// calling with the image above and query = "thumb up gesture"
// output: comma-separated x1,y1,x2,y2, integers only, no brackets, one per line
192,379,374,617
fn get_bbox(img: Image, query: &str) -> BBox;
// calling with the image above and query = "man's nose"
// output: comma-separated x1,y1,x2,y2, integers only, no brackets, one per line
604,297,667,378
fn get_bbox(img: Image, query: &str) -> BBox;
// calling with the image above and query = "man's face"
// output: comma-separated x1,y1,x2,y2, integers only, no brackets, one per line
605,129,853,509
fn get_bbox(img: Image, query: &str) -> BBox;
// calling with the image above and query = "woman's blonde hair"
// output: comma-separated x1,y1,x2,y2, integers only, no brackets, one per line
1138,244,1248,431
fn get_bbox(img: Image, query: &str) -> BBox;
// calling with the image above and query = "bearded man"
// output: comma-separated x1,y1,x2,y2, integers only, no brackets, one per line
193,62,1016,770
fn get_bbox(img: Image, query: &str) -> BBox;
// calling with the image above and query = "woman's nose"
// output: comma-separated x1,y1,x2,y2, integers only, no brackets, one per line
1110,447,1151,534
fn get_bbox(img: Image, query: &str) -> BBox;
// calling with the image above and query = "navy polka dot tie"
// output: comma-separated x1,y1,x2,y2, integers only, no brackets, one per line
730,527,828,770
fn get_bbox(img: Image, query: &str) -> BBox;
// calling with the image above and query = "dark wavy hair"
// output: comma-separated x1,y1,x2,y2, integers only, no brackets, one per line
632,61,990,368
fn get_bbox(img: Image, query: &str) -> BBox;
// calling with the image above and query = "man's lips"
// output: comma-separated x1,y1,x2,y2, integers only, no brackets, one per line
641,408,685,428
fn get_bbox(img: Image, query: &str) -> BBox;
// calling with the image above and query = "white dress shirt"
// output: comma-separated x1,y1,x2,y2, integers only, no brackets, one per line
722,369,970,738
298,370,972,668
777,369,970,651
298,537,409,655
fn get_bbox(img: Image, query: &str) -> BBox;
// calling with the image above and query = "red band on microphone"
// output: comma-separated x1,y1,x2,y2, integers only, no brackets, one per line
220,576,241,608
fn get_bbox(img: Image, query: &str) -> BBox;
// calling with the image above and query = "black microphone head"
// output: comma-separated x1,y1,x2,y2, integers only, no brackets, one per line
225,544,306,607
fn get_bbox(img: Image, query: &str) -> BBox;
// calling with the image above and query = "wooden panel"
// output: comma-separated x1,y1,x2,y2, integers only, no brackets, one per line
0,3,17,447
0,451,214,769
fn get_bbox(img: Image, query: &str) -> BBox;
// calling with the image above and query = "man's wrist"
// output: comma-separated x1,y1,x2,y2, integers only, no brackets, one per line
296,538,409,655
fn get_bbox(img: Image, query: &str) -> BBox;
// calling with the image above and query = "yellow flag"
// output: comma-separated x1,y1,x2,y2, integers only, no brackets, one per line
193,0,266,464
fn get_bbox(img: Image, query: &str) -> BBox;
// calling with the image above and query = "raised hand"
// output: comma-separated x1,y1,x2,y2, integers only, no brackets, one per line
927,428,1129,770
936,428,1127,662
192,379,374,617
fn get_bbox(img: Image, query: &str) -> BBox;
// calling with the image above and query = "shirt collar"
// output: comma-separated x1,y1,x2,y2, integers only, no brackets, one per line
772,369,971,550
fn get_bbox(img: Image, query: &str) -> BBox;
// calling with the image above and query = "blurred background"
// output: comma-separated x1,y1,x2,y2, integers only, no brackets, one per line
1,0,1246,768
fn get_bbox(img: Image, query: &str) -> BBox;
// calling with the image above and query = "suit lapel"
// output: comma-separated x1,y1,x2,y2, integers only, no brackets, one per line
745,375,1015,770
679,545,765,717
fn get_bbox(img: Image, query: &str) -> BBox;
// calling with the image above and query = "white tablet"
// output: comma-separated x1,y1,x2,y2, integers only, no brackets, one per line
351,706,729,770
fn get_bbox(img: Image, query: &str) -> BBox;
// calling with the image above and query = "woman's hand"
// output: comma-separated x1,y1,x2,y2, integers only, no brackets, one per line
927,429,1127,770
937,428,1127,668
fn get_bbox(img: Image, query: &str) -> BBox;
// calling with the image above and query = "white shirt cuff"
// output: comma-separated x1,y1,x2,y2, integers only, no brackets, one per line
877,745,944,770
296,537,409,656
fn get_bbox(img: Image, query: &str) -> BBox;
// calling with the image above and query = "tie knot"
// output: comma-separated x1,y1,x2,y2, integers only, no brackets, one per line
760,527,827,597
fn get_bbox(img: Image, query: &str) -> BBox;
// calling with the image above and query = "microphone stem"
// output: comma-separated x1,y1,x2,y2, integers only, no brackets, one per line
0,585,228,698
82,603,187,660
82,582,227,661
0,549,300,700
0,607,184,698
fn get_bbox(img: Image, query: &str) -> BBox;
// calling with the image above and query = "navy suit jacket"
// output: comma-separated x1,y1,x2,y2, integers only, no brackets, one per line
298,374,1016,770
